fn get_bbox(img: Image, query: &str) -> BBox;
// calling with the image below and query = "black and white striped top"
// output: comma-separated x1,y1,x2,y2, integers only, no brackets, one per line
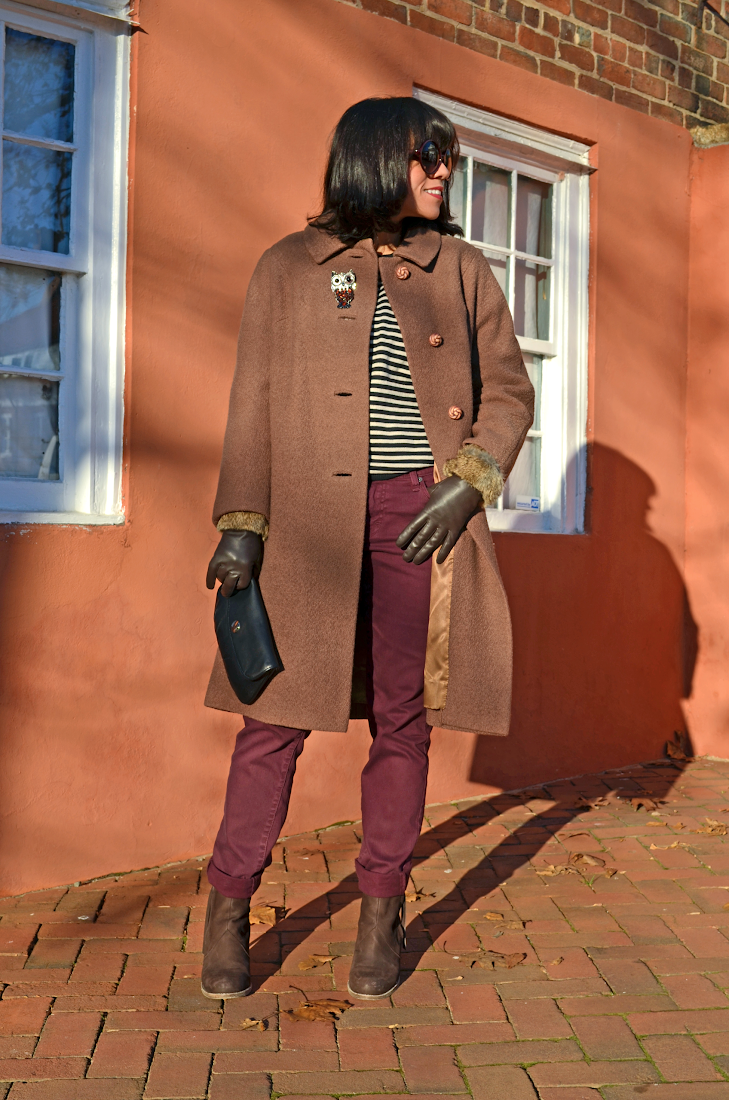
369,279,434,478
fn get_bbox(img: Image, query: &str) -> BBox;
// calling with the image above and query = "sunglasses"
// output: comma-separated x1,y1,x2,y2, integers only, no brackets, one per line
411,139,457,178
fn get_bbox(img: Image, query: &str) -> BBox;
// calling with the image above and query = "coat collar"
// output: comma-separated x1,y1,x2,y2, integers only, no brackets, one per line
303,221,443,269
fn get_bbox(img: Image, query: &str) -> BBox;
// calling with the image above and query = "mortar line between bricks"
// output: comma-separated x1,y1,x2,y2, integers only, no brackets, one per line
139,893,152,926
85,1008,107,1066
453,1046,476,1097
146,1030,161,1084
202,1043,214,1096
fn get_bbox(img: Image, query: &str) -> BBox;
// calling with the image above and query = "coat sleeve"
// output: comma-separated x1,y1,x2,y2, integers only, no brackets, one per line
443,249,535,507
212,248,279,536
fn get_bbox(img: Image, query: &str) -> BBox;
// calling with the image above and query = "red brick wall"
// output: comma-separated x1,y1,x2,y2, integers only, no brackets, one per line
336,0,729,127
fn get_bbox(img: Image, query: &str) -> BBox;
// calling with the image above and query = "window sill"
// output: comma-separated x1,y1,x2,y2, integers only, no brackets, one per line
486,510,582,534
0,510,124,525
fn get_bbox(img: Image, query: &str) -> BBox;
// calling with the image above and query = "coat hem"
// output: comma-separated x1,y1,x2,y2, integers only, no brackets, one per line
203,696,352,734
426,709,510,737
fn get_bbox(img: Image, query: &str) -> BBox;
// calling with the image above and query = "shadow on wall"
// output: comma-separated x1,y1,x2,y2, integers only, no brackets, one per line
469,443,698,791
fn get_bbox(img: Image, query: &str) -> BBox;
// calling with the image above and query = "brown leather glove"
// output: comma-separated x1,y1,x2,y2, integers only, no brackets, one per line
206,530,263,596
397,476,482,565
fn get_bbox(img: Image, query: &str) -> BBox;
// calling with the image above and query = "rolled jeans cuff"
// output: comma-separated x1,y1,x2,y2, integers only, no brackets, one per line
207,857,260,899
355,857,408,898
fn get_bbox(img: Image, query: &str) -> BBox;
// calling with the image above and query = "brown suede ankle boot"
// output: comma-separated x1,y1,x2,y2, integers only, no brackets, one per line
200,886,252,999
347,894,406,999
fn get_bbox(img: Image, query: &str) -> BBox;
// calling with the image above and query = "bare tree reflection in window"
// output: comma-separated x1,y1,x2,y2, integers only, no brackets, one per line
4,29,74,141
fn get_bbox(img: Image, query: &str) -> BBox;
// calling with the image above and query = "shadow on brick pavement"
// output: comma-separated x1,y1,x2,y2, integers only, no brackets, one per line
1,755,729,1098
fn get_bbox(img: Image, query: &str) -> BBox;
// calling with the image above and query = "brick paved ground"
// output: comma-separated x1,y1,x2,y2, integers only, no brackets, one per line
1,757,729,1098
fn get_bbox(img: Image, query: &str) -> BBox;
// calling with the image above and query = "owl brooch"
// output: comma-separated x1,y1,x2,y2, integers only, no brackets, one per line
331,269,356,309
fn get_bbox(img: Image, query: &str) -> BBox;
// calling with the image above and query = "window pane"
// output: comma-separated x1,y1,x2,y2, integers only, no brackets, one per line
2,140,72,253
503,436,540,510
515,175,552,258
484,249,508,298
0,374,59,478
0,265,60,373
4,29,75,143
449,158,467,230
471,162,510,249
522,354,542,430
514,259,550,340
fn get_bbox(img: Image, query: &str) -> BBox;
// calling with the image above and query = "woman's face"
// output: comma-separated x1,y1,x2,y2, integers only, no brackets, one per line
397,151,452,223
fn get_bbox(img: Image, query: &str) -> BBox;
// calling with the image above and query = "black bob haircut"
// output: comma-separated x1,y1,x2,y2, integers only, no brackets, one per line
309,96,462,243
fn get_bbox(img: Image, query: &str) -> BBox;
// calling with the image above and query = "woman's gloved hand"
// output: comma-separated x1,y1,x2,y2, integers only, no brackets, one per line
396,476,482,565
206,530,263,596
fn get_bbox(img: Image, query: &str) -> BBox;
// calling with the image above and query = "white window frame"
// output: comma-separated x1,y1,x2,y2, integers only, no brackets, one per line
0,0,129,523
415,88,590,535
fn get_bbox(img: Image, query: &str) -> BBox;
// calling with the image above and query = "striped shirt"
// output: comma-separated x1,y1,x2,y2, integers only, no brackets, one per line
369,279,434,479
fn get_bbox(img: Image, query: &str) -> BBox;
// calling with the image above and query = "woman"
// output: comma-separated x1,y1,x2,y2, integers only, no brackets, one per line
202,97,534,1000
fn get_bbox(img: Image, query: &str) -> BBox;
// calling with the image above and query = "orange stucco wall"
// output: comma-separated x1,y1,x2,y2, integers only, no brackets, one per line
684,142,729,757
0,0,714,896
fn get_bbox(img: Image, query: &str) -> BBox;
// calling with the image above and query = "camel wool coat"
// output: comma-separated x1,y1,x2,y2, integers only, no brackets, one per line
205,221,534,736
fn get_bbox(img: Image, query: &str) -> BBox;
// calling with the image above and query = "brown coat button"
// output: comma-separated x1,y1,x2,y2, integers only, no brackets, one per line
429,333,443,347
395,265,410,280
448,406,463,420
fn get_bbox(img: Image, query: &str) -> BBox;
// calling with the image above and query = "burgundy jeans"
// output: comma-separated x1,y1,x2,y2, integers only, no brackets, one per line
208,467,434,899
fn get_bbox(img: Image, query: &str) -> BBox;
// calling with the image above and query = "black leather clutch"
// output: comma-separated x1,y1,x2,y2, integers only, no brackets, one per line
214,578,284,705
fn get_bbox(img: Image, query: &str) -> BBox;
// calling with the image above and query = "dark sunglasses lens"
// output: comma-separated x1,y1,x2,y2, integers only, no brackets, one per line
420,141,440,175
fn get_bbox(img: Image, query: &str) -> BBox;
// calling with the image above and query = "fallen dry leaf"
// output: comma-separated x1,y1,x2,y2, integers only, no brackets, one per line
550,956,564,966
693,818,728,837
537,863,580,877
284,996,352,1023
250,905,280,926
632,797,659,812
666,738,692,762
240,1017,266,1031
405,889,435,904
723,902,729,911
297,954,338,971
565,832,590,839
575,795,609,809
484,950,527,969
445,948,527,970
484,911,505,921
537,857,618,879
569,852,606,867
491,919,527,938
646,822,667,827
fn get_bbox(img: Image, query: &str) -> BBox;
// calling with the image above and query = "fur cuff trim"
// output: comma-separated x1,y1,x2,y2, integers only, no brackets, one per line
443,443,503,508
216,511,269,540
